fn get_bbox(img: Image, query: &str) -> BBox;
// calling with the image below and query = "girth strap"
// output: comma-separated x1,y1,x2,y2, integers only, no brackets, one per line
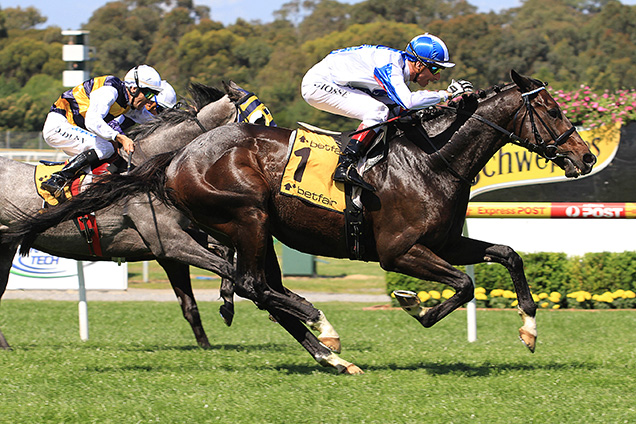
74,213,103,257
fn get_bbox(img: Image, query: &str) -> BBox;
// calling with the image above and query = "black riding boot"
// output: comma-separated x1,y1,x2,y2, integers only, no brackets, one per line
41,149,99,197
333,131,376,192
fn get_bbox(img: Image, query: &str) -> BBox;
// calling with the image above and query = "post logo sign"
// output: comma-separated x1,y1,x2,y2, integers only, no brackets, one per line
466,202,636,218
8,248,127,290
470,124,621,197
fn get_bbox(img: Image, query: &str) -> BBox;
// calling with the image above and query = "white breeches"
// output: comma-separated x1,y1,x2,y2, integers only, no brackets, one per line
43,112,115,160
301,67,392,128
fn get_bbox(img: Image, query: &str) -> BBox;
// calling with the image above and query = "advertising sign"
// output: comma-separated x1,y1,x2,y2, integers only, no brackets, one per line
8,248,127,290
469,123,621,197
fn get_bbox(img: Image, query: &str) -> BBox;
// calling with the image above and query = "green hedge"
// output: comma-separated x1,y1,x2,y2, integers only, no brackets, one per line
386,251,636,300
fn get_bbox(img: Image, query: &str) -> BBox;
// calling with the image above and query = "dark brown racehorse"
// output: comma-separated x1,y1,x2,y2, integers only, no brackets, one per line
6,71,596,373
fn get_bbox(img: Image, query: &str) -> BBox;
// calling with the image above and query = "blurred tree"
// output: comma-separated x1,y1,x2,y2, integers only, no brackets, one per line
1,6,47,30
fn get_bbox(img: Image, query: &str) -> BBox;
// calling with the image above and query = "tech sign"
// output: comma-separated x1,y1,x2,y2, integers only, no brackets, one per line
8,248,127,290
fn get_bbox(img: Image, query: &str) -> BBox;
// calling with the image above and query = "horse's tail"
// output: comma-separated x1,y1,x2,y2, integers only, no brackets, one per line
7,150,178,254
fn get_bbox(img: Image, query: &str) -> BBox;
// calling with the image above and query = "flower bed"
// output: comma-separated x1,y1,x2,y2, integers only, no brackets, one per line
390,287,636,310
552,86,636,128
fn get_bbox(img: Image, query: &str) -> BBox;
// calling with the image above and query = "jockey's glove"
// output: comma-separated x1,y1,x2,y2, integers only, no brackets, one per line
446,79,474,100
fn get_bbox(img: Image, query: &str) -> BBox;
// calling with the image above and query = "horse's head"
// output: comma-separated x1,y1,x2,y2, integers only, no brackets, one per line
510,70,597,178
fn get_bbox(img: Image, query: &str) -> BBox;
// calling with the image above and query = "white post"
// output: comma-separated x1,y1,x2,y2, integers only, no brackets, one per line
77,261,89,341
143,261,149,283
463,222,477,343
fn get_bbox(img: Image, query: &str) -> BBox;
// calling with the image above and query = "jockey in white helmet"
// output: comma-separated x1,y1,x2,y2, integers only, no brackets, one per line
41,64,163,197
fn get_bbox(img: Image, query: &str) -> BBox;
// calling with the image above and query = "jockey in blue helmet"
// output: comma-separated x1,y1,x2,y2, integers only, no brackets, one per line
302,33,473,191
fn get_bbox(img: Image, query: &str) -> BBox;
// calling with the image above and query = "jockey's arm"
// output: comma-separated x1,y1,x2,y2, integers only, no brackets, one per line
85,85,121,142
86,86,134,154
379,64,449,110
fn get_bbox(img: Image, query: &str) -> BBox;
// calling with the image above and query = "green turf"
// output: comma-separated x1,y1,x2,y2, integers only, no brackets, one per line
1,301,635,423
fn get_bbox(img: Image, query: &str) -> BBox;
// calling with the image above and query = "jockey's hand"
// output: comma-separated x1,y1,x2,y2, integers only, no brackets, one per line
115,133,135,154
446,79,474,100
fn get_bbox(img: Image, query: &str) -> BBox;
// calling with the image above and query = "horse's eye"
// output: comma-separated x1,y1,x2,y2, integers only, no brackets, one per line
548,108,561,119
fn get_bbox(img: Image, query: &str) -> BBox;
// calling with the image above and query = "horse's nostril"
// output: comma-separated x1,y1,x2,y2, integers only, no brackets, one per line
584,153,597,165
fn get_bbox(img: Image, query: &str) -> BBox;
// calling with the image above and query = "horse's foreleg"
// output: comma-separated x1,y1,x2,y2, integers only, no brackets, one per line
441,237,537,352
480,244,537,352
386,244,474,327
157,259,211,349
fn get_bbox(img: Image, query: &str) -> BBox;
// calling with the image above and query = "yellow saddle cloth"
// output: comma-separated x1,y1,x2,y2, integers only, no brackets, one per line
34,163,86,206
280,128,346,213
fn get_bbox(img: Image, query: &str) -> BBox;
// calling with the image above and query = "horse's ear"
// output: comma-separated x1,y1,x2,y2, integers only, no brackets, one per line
223,80,246,102
510,69,533,92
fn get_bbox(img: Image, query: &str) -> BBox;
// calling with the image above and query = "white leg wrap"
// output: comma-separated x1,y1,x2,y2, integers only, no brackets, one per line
308,310,339,339
517,306,537,337
317,352,353,373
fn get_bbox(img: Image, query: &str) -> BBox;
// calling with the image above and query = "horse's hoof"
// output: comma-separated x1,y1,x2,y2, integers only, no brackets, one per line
219,305,234,327
393,290,420,309
519,328,536,353
341,364,364,375
319,337,342,354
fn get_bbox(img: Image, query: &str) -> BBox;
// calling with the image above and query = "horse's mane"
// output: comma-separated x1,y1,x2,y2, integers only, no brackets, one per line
129,82,227,139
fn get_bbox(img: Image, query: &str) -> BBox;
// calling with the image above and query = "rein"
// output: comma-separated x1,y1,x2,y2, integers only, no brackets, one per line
440,86,576,161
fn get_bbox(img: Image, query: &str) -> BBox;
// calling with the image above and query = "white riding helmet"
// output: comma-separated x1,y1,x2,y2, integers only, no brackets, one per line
155,80,177,109
124,64,163,93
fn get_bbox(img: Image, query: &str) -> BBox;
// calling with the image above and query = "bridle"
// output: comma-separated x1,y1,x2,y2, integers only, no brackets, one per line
441,85,576,161
511,86,576,160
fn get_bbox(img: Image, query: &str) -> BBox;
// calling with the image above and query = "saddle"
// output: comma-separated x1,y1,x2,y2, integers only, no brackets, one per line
282,125,390,260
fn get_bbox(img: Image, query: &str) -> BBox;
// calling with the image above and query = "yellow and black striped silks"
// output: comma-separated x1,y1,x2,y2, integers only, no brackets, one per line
50,76,131,129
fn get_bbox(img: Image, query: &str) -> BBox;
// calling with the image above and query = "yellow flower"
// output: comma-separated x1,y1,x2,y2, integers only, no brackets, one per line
475,287,486,294
503,290,516,299
552,304,560,309
532,293,540,302
511,300,519,307
550,291,562,299
417,291,431,302
490,289,504,297
539,293,549,299
613,289,625,299
475,293,488,301
623,290,636,299
442,289,455,299
540,302,550,308
429,290,441,300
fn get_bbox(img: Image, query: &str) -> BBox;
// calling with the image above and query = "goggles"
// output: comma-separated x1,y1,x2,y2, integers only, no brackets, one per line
140,88,160,100
426,63,442,75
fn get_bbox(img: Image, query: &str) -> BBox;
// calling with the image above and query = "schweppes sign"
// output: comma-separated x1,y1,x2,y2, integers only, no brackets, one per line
470,123,621,197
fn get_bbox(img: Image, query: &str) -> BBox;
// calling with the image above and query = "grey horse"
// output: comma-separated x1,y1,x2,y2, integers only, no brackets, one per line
0,83,239,350
0,82,341,353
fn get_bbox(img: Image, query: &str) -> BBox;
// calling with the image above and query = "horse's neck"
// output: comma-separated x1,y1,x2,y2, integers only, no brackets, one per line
134,96,237,162
434,91,522,182
197,95,236,130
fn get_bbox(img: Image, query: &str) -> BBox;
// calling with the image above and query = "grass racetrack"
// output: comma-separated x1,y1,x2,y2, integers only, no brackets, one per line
1,300,635,423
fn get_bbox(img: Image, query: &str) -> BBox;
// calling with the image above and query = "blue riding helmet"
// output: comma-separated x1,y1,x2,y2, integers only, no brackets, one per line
405,33,455,68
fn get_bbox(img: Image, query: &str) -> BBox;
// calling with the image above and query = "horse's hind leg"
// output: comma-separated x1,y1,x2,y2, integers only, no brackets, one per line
232,234,359,373
157,258,211,349
262,239,341,353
